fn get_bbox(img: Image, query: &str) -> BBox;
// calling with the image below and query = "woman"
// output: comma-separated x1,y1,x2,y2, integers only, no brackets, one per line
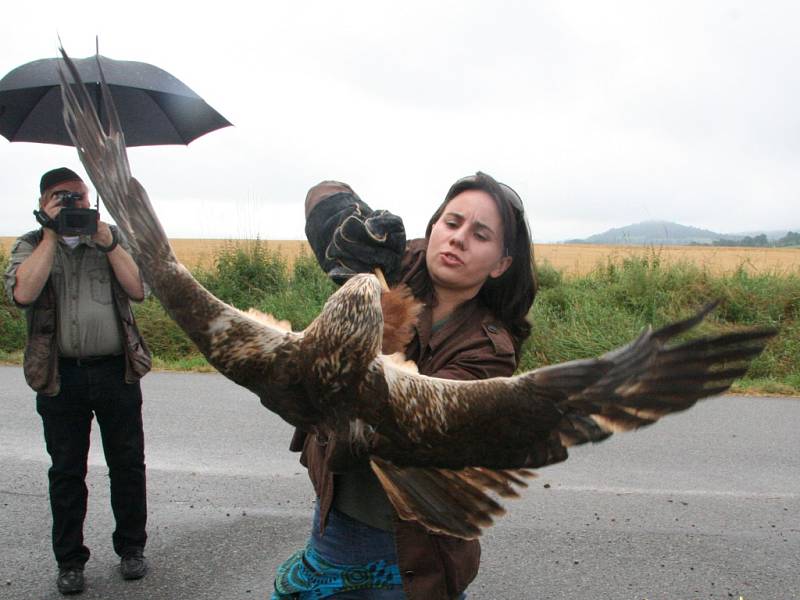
274,172,536,600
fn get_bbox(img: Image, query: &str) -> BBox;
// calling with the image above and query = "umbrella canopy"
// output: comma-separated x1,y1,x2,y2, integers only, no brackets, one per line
0,54,231,146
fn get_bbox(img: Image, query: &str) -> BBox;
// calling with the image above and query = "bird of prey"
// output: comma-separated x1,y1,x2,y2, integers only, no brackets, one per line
57,48,776,540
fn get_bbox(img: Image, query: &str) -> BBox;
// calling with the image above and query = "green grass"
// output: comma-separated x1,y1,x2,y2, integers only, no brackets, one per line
523,253,799,393
0,247,27,354
1,244,798,394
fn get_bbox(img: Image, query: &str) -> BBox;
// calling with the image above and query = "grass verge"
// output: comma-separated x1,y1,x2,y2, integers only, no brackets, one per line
1,244,798,394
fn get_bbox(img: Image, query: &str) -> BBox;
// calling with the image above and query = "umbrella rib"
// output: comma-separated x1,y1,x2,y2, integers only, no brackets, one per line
143,91,186,144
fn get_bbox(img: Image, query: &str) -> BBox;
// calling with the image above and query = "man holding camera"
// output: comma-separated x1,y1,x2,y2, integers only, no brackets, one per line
3,167,151,595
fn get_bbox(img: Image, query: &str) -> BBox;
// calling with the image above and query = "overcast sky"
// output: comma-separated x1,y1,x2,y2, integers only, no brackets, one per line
1,1,799,242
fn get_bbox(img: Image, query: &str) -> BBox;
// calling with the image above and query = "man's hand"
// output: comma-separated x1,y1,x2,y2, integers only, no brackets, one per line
33,193,66,234
41,193,65,221
93,221,114,247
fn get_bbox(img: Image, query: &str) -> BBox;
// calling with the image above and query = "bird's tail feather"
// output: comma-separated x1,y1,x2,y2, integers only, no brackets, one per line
370,457,534,539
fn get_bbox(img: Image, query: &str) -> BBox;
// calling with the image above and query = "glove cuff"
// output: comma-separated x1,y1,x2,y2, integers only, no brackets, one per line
305,191,372,269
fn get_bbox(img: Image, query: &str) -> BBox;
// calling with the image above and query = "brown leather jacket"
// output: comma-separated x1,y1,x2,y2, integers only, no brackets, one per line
290,238,518,599
16,228,151,395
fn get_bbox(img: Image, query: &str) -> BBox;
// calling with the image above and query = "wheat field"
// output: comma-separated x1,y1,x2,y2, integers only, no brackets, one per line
2,237,798,276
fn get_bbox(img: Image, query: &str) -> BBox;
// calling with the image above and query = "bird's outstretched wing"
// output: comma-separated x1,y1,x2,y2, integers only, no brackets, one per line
363,306,775,538
57,47,316,425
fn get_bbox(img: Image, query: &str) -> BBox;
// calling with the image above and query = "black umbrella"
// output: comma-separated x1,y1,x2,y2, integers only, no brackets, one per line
0,54,231,146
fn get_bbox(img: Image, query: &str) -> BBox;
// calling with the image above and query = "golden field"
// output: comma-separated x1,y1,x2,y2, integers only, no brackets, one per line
2,237,798,276
532,243,800,276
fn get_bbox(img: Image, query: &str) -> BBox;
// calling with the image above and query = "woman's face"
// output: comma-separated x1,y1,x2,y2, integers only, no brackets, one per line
425,189,512,298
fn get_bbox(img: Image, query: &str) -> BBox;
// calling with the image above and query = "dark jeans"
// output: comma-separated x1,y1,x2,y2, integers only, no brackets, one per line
36,356,147,568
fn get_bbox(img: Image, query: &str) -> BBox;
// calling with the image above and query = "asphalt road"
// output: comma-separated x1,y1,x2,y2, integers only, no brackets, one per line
1,366,798,600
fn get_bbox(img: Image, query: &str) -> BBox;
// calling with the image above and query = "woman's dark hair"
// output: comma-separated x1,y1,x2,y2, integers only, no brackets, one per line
410,171,537,353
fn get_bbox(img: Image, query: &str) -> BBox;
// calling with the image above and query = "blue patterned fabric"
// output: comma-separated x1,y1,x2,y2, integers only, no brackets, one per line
272,503,404,599
271,543,403,599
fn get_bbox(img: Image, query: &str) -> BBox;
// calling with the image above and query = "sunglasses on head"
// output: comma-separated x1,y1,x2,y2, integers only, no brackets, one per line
451,175,525,216
498,182,524,215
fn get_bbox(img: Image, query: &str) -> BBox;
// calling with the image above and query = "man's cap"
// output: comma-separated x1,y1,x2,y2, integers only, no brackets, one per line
40,168,83,194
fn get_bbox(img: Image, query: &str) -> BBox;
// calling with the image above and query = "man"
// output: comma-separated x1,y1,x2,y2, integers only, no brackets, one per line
3,168,152,595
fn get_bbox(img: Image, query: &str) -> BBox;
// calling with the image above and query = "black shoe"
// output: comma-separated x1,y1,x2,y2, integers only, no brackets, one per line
56,567,85,595
120,548,148,580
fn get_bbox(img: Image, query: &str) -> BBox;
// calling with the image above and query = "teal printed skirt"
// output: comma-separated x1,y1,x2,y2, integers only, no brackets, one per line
272,503,404,599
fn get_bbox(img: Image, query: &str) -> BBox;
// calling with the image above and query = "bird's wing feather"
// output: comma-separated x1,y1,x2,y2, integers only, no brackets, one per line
556,313,776,443
58,48,313,423
357,354,602,538
363,308,774,538
370,304,774,464
368,353,609,469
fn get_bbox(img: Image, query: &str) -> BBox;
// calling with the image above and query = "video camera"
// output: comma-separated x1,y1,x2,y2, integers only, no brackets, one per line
34,191,98,236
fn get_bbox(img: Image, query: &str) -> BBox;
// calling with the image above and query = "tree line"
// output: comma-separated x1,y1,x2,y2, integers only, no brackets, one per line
708,231,800,247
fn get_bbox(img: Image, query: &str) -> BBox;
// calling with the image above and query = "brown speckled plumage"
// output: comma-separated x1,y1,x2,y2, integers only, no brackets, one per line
59,47,776,539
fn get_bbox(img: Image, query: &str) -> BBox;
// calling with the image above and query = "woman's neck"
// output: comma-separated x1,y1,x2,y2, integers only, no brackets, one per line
431,285,478,323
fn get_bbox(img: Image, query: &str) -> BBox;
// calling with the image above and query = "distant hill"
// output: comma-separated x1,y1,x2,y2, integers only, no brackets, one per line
565,221,800,246
565,220,726,245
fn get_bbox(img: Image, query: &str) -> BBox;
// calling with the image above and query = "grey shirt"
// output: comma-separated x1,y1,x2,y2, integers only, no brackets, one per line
5,233,124,358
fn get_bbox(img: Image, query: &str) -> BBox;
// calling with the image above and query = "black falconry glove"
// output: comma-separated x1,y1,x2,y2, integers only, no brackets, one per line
305,191,406,286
